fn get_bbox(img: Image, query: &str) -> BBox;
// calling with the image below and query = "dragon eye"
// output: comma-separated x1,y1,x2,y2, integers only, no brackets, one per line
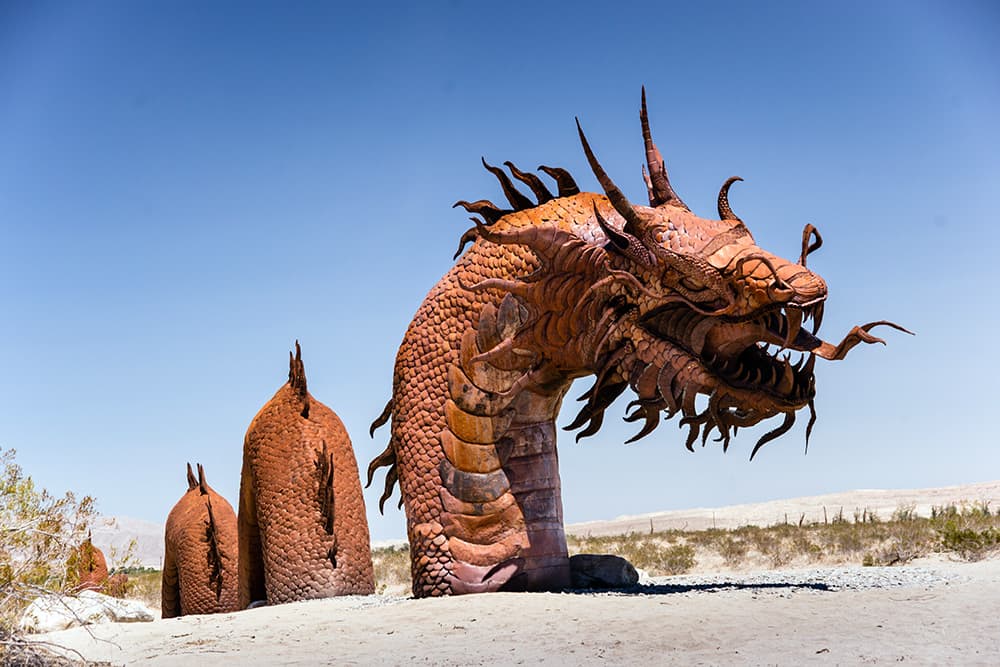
680,277,705,291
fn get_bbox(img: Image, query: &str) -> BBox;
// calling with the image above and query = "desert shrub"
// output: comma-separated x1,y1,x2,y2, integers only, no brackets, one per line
938,523,1000,561
121,569,161,610
659,544,696,575
875,518,934,565
891,503,917,522
791,534,824,562
0,448,96,658
718,537,747,568
613,539,696,575
371,544,411,593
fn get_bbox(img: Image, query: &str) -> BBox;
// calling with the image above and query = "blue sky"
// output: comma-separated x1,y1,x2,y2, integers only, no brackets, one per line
1,1,998,542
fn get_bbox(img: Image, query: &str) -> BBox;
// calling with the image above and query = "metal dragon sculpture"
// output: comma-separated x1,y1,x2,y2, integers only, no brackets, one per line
370,89,910,597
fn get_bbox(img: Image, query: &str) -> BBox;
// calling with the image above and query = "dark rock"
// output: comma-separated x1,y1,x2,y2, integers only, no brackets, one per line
569,554,639,589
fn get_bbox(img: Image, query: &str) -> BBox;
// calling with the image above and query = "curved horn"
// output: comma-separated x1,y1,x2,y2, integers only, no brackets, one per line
799,224,823,267
718,176,744,221
575,117,646,237
640,86,688,210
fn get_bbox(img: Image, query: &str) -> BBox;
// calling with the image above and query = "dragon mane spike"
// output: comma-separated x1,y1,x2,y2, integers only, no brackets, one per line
289,340,307,393
369,399,393,438
624,404,662,444
367,438,397,489
453,224,479,260
503,161,553,204
749,411,796,461
804,399,818,453
718,176,744,221
575,117,646,238
288,341,309,417
537,165,580,197
640,86,688,210
481,157,534,210
452,199,510,225
197,462,208,495
379,463,399,514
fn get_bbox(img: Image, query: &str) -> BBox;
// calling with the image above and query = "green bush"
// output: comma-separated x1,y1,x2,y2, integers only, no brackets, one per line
0,448,97,658
938,523,1000,561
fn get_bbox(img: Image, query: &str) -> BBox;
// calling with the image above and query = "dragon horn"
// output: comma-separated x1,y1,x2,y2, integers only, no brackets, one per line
640,86,688,210
576,117,646,238
718,176,744,221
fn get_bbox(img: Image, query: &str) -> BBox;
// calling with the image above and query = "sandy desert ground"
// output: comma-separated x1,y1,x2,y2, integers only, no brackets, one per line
35,482,1000,666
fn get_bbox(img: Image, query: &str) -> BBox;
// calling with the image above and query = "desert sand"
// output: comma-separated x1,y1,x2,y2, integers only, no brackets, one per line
35,482,1000,666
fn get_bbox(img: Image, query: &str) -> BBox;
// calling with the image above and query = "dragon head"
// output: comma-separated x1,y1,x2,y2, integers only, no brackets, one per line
459,89,910,458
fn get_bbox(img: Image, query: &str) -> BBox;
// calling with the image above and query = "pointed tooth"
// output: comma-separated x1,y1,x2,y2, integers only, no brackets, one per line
783,306,803,348
777,359,795,394
793,353,805,373
803,353,816,376
812,302,825,334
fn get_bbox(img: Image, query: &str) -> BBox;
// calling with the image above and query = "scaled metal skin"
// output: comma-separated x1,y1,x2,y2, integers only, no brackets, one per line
239,343,375,607
161,463,239,618
370,90,911,598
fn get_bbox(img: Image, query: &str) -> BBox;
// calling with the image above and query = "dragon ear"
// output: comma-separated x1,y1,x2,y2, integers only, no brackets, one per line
640,86,689,211
186,462,197,490
593,204,654,267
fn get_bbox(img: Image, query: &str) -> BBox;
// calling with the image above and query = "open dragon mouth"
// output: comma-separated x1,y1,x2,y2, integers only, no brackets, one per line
639,300,830,408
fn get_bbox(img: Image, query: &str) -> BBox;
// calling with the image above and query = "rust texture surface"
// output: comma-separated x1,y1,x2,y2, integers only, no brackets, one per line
370,89,909,598
239,342,375,606
161,463,239,617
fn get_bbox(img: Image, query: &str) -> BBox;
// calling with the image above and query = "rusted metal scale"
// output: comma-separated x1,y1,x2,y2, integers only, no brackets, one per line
370,90,910,597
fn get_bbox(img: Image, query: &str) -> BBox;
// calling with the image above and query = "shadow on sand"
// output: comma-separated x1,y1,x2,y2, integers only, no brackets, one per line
567,581,833,596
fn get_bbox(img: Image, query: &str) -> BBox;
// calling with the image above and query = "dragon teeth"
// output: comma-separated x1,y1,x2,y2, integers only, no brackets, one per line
783,306,803,349
812,302,825,334
777,358,795,394
803,353,816,376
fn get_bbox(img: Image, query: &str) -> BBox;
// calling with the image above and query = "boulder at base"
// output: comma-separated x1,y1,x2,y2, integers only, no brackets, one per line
569,554,640,589
19,590,155,633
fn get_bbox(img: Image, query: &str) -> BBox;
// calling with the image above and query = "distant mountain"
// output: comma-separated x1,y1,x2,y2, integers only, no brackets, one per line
90,515,164,569
91,480,1000,568
566,480,1000,537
